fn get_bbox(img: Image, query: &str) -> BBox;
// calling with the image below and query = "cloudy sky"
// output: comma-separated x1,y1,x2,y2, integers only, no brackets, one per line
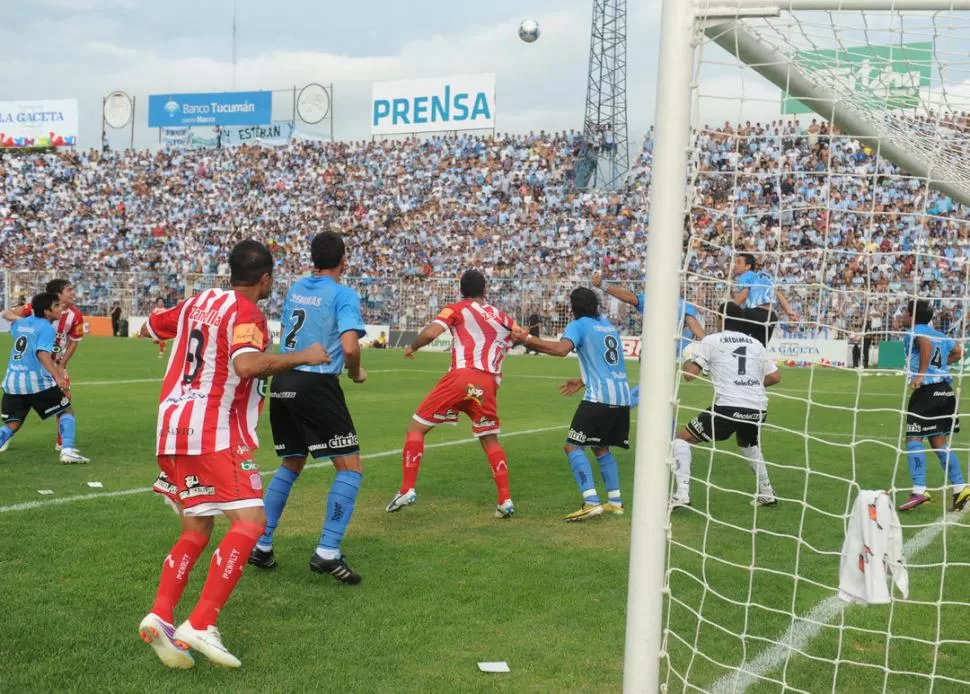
0,0,808,150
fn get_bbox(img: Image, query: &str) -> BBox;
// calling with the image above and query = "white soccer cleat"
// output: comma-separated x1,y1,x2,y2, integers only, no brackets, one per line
139,613,194,669
670,494,692,509
751,489,778,507
173,621,242,668
385,488,417,513
494,499,516,519
59,448,89,464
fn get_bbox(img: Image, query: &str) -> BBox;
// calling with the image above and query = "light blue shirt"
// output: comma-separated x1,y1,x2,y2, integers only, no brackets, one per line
279,275,365,375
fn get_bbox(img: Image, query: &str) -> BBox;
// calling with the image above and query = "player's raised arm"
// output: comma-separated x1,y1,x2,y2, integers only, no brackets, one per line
404,322,446,359
593,273,639,308
684,305,706,341
775,289,800,321
1,305,27,323
948,342,964,365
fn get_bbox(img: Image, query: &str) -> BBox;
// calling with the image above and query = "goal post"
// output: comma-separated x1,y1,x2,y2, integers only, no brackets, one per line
627,1,970,691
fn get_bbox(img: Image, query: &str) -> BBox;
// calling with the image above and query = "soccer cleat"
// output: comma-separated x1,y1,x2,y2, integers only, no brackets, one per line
138,613,194,670
494,499,516,519
247,546,277,569
309,553,362,585
669,494,692,509
751,489,778,507
59,448,89,464
172,621,241,668
385,488,417,513
564,503,604,522
953,488,970,512
54,444,62,452
603,501,625,515
898,492,932,512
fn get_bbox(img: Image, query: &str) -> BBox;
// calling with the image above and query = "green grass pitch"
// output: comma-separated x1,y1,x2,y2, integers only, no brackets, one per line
1,336,969,692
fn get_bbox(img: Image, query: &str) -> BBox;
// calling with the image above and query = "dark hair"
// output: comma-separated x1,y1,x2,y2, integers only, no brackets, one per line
739,253,756,271
45,279,71,297
718,301,746,333
570,287,600,320
906,299,934,325
31,292,58,316
460,270,487,299
229,240,274,287
311,231,346,270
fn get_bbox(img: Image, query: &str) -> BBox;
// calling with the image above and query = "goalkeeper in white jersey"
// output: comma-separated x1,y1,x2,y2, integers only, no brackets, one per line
671,302,781,508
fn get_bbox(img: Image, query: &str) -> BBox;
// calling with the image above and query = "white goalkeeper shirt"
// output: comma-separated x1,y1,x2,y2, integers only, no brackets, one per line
691,331,777,411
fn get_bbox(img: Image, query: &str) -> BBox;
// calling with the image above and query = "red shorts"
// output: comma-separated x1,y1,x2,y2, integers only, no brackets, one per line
414,368,501,437
152,445,264,517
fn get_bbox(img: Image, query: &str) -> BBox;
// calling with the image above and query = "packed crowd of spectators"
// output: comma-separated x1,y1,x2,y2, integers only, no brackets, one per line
1,119,967,335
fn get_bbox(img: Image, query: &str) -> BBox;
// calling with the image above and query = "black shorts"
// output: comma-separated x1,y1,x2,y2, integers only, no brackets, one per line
566,401,630,449
686,406,766,448
270,371,360,459
907,382,960,437
741,307,777,347
1,386,71,423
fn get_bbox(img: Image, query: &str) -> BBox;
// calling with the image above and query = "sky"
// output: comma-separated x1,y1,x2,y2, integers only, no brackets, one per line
3,0,920,151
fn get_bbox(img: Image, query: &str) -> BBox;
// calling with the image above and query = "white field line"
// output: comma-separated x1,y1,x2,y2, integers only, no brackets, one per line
0,424,565,514
709,511,964,693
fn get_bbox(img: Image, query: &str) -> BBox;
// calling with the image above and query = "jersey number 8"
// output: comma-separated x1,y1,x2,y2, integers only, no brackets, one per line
604,335,620,366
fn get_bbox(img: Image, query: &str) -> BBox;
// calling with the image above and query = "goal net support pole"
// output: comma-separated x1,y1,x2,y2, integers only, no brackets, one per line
626,0,970,691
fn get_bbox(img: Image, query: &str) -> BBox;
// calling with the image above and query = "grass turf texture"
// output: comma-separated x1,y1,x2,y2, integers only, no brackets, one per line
0,336,968,692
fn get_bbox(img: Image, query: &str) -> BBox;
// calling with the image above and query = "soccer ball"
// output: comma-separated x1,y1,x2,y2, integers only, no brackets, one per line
518,19,540,43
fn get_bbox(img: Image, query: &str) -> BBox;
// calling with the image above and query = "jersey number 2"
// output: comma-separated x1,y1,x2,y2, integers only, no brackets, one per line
284,309,307,350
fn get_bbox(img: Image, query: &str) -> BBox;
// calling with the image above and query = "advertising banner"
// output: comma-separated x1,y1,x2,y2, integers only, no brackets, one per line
0,99,78,148
782,42,932,114
148,91,272,127
371,74,495,135
616,335,848,366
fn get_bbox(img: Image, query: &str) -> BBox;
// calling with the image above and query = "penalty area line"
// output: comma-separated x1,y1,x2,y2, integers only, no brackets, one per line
708,510,964,693
0,424,566,514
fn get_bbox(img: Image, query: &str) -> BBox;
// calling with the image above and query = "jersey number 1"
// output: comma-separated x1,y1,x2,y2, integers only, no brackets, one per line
733,346,747,375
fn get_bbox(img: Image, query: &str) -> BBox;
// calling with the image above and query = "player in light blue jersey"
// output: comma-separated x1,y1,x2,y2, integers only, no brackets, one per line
517,287,630,521
250,231,368,584
732,253,800,347
895,299,968,512
593,274,706,408
0,292,88,464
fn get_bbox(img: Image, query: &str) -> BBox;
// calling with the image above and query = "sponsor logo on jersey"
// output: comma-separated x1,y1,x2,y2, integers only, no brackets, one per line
464,383,485,405
240,460,258,471
730,410,764,422
328,432,359,449
270,390,297,399
168,426,196,436
475,417,497,429
153,475,178,495
179,474,216,499
568,428,587,443
249,473,263,491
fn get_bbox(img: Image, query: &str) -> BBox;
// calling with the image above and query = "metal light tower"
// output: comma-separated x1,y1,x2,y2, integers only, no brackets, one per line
582,0,629,189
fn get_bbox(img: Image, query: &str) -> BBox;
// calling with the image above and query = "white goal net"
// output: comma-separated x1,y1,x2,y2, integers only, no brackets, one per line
629,1,970,692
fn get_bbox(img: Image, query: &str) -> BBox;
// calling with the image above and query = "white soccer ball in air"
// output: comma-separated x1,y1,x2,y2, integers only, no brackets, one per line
518,19,540,43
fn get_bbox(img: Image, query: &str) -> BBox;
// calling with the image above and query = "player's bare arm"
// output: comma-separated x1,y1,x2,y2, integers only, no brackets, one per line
731,288,749,306
59,339,80,368
776,290,800,321
948,343,964,365
37,350,69,392
685,313,706,340
341,330,367,383
764,370,782,387
519,334,574,357
234,343,330,380
682,360,704,383
404,322,446,359
559,378,585,397
911,336,932,390
1,307,24,322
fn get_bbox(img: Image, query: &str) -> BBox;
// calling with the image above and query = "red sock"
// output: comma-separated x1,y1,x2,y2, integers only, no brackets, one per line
159,341,165,355
188,522,262,630
484,442,511,504
150,531,209,624
400,432,425,493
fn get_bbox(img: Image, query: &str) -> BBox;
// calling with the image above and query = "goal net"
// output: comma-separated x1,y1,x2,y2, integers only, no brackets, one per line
628,1,970,692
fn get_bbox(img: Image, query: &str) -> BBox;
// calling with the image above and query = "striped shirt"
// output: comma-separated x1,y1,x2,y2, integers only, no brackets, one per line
3,316,57,394
146,288,269,456
434,299,517,376
904,323,955,386
562,315,631,406
736,270,776,308
22,304,84,365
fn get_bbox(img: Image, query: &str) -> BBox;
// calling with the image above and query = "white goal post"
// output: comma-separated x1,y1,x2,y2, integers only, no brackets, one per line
627,1,970,692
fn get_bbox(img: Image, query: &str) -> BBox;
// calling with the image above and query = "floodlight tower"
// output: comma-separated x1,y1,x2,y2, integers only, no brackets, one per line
583,0,629,189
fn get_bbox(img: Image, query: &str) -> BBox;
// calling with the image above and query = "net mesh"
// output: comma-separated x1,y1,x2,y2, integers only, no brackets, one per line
661,4,970,692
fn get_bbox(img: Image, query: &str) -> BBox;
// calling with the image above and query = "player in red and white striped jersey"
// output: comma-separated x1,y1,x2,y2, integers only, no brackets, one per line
136,241,330,670
386,270,524,518
2,279,85,456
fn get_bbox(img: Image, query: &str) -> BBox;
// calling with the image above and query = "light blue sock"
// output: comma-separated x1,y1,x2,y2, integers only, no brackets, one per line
630,385,639,408
595,451,621,504
319,470,363,556
0,425,14,448
935,447,964,486
258,465,300,549
567,448,599,504
58,414,76,449
907,440,927,489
